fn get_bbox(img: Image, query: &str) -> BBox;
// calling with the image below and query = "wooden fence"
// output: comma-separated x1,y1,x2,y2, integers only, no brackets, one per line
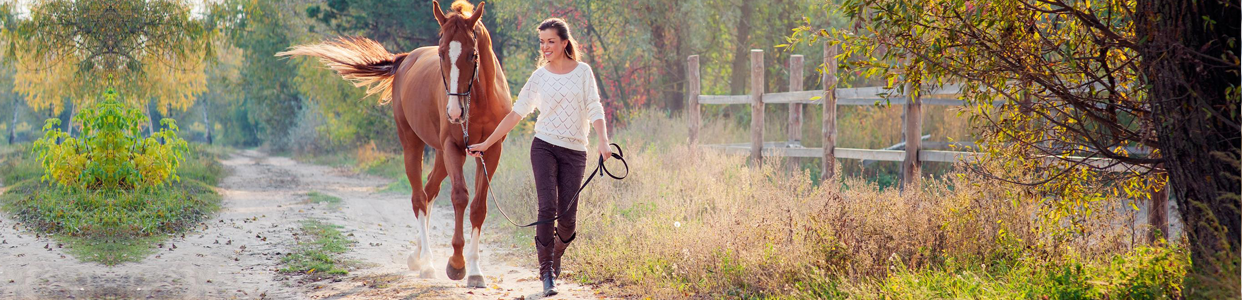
687,42,1170,242
686,42,1141,186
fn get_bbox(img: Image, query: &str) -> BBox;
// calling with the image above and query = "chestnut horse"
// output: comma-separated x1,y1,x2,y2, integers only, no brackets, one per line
276,0,509,288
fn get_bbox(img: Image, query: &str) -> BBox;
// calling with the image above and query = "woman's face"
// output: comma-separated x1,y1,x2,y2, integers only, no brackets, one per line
539,29,565,61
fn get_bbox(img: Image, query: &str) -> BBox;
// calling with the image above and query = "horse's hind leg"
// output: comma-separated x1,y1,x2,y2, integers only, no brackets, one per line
397,113,436,278
424,154,448,223
465,142,502,288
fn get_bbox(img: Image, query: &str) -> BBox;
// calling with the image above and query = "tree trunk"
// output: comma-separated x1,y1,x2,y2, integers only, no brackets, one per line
202,101,213,145
8,95,17,144
650,20,669,110
1137,0,1240,296
65,100,75,137
582,12,611,104
647,1,686,112
729,0,754,96
146,102,156,137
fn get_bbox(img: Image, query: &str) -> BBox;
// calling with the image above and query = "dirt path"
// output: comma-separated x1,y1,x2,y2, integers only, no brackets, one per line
0,150,599,299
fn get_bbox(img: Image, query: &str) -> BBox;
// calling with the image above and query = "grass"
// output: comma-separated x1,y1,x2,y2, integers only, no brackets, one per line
306,190,343,206
292,142,422,194
0,144,41,186
851,245,1189,299
280,219,355,277
378,174,415,194
0,143,226,265
477,110,1188,298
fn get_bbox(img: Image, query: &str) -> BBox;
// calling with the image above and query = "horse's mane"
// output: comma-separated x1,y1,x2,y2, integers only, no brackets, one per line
449,0,474,18
438,0,479,36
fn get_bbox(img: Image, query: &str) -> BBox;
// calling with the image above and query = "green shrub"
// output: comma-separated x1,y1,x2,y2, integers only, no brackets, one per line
32,88,188,190
1,178,220,265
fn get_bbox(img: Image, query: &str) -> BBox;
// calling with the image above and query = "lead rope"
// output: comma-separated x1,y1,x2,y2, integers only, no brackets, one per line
467,126,628,227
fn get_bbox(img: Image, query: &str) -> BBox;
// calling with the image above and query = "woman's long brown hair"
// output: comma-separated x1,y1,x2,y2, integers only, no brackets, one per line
536,18,581,67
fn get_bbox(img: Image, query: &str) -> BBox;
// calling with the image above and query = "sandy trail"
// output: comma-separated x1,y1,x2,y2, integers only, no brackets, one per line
0,150,599,299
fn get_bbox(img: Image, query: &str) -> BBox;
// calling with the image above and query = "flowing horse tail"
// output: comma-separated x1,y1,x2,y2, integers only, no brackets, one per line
276,37,409,104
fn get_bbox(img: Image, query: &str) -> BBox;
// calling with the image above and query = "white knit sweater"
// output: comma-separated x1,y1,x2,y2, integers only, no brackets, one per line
512,62,606,151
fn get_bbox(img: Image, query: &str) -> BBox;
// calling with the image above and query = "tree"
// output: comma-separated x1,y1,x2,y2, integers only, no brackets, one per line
1135,0,1240,296
304,0,440,51
810,0,1238,295
7,95,16,144
218,0,303,148
489,0,722,120
728,0,754,96
3,0,213,115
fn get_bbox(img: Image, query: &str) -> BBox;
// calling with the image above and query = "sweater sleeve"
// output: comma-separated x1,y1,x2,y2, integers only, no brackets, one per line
583,64,605,122
512,70,541,118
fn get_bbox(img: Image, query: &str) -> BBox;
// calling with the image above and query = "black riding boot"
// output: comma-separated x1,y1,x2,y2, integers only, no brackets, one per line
552,232,576,278
536,236,558,296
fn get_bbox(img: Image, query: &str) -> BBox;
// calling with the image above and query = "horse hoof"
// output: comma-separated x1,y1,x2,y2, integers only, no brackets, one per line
419,267,436,279
466,275,486,288
446,262,466,280
406,252,420,271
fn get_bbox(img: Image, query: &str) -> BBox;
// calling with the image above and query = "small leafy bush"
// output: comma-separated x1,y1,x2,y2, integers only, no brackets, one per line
32,88,188,190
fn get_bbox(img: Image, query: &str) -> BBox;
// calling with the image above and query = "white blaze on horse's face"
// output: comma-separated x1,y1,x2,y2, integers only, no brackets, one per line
446,41,463,123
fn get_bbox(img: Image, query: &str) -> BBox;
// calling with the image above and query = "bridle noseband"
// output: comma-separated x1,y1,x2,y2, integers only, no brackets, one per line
439,29,481,126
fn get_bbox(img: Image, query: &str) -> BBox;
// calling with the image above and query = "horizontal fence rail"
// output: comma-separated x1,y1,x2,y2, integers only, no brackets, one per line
685,42,1148,186
686,41,1166,244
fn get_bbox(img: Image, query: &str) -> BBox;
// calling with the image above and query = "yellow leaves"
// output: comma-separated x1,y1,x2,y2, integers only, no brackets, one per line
10,39,209,114
138,53,210,114
12,49,81,114
32,89,188,190
8,0,213,114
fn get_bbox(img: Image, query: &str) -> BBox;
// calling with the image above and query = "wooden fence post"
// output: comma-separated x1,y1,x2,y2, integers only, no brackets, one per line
788,55,804,147
822,42,838,181
901,72,922,189
687,55,700,148
1149,173,1169,243
750,49,765,165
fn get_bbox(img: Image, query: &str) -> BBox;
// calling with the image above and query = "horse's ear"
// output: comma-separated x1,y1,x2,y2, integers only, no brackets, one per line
466,2,484,25
432,0,447,26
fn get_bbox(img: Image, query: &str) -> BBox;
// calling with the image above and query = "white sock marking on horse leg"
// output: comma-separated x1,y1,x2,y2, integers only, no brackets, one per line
446,41,462,119
425,203,433,229
466,227,482,277
408,213,434,274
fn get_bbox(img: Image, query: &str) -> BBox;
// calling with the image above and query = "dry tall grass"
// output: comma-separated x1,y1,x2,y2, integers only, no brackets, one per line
482,110,1166,298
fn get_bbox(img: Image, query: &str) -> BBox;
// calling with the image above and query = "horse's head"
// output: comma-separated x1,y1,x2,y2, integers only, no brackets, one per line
434,0,485,125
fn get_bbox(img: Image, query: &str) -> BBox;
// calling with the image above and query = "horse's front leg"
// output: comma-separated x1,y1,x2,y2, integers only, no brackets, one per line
441,138,471,281
465,142,502,288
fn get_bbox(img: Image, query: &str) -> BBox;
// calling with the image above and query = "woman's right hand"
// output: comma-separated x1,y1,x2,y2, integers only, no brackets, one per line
466,111,523,158
466,141,491,158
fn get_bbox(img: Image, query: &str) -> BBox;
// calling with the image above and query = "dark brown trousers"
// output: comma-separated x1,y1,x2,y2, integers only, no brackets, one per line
530,137,586,277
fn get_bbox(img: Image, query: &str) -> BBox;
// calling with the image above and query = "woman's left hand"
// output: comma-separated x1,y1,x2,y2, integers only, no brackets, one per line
598,141,612,161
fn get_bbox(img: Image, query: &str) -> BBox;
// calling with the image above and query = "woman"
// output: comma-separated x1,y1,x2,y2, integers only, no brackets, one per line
466,18,610,296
